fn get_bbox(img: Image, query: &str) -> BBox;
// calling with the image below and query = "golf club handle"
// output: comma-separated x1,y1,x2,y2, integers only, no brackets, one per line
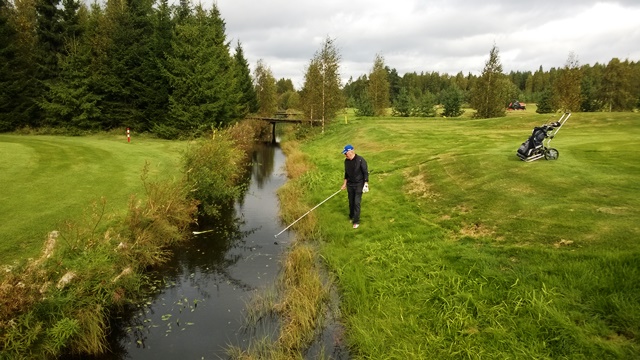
274,189,343,238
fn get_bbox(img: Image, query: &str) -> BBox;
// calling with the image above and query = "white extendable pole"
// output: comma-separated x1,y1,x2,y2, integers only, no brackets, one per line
274,189,343,238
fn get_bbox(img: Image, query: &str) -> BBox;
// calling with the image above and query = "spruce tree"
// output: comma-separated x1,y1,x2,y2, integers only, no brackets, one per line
41,52,103,128
38,0,101,129
387,67,402,105
413,91,436,117
27,0,64,127
0,0,20,130
95,0,136,129
233,41,258,116
7,0,41,129
103,0,155,130
535,89,555,114
0,0,41,130
34,0,63,80
470,44,509,118
392,87,413,117
354,89,374,117
441,86,465,117
165,4,240,136
60,0,82,42
144,0,172,131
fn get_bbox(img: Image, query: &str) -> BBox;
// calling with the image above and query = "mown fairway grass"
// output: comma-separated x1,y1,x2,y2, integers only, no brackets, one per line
0,133,186,265
297,111,639,358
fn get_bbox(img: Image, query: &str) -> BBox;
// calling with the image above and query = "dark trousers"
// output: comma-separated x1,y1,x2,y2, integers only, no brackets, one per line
347,183,363,224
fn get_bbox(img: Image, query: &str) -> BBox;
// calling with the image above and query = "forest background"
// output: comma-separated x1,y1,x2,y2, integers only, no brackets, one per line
1,0,639,138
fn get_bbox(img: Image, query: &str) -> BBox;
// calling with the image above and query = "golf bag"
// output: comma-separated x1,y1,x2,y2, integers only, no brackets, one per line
516,112,570,162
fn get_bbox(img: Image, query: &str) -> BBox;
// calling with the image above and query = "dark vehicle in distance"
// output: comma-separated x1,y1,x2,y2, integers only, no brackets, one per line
508,100,526,110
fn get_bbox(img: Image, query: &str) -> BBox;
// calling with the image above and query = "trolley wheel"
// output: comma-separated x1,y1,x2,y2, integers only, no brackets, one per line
545,148,559,160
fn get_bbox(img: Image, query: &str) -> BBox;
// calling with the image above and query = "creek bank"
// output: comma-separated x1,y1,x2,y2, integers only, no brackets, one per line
71,141,293,359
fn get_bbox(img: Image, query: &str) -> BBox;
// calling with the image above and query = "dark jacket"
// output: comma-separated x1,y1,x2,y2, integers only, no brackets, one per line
344,154,369,185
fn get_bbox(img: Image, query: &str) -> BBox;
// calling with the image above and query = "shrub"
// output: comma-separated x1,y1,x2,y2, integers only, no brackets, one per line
183,131,244,216
441,87,465,117
123,163,198,267
412,91,437,117
355,92,375,117
536,89,555,114
392,87,413,117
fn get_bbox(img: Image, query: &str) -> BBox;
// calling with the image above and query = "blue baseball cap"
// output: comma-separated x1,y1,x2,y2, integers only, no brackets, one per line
342,144,354,154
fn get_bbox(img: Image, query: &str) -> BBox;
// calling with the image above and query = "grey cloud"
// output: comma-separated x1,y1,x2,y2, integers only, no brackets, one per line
216,0,640,86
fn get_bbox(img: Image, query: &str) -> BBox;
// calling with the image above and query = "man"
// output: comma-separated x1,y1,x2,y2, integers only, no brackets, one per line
340,144,369,229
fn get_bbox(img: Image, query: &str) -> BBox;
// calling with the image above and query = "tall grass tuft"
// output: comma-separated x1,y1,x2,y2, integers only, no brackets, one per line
276,243,329,352
69,305,108,356
122,162,198,268
234,125,336,359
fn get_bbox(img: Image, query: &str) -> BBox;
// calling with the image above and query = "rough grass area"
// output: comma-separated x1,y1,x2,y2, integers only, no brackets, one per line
298,111,640,358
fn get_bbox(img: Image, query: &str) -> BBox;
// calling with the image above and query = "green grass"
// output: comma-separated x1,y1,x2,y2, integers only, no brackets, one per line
0,133,186,265
297,111,640,358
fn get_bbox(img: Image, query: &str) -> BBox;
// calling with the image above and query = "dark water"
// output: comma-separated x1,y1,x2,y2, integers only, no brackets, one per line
95,142,294,359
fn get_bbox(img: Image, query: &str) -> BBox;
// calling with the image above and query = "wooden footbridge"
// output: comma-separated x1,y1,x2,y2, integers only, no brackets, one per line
246,111,320,143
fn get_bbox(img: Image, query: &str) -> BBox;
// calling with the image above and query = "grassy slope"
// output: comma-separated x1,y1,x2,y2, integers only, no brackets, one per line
0,134,186,264
299,111,640,358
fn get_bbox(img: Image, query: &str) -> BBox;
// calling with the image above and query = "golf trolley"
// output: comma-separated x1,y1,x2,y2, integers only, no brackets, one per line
516,112,571,162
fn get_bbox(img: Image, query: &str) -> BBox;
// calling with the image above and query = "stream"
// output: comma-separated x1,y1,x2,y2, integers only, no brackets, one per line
77,140,348,359
93,142,292,359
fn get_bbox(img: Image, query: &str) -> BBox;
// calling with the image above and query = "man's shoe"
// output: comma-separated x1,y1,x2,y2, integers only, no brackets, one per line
353,223,359,229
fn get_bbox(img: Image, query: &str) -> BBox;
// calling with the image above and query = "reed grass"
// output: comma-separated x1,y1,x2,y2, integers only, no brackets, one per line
233,124,337,359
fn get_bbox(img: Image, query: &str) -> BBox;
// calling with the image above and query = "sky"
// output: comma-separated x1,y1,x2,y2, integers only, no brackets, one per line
212,0,640,89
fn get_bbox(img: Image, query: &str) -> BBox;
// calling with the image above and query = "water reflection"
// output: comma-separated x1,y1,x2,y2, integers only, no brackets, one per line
78,142,291,360
250,143,276,189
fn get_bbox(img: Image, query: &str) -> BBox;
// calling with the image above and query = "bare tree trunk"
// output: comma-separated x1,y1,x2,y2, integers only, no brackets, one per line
322,64,325,133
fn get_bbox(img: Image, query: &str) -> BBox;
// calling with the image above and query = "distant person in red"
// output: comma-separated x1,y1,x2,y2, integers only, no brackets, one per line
340,144,369,229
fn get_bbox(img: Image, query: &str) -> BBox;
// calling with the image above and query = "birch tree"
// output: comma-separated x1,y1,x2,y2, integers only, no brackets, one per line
301,36,343,131
553,52,582,112
253,59,277,117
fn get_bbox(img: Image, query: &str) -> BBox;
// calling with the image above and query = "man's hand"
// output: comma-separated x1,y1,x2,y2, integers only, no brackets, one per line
363,183,369,193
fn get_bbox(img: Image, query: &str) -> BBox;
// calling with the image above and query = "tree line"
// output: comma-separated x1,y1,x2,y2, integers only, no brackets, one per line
0,0,262,137
344,47,640,118
2,0,639,138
